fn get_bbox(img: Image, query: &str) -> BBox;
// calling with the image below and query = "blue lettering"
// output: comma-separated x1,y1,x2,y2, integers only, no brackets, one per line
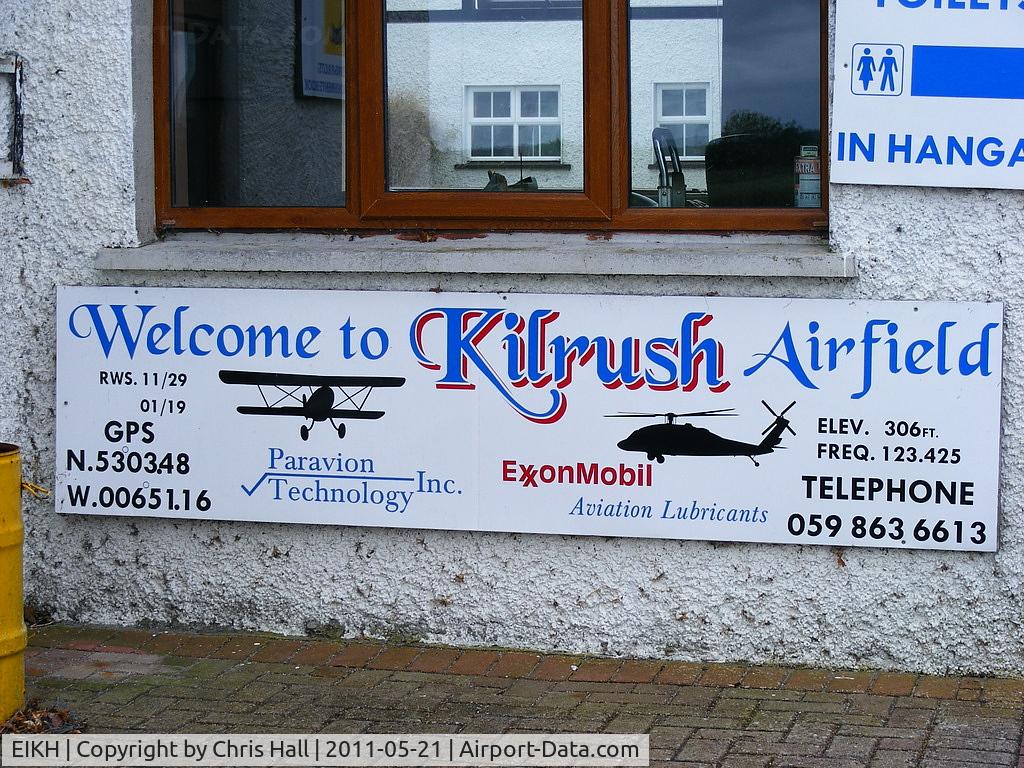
147,323,172,355
1008,138,1024,167
296,327,321,359
905,339,935,373
937,322,956,374
269,448,284,469
947,135,973,165
67,304,321,360
978,137,1004,166
189,324,213,356
852,319,890,399
644,338,679,387
958,322,999,375
889,134,913,163
359,327,387,360
915,135,942,164
411,307,566,423
68,304,156,359
217,326,245,356
743,323,818,389
850,132,876,162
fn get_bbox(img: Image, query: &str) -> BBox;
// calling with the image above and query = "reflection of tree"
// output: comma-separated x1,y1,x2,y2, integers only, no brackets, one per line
722,110,817,145
387,93,435,188
705,111,820,207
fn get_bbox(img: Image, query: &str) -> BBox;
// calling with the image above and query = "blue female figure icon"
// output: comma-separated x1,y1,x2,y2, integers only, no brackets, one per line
857,48,876,92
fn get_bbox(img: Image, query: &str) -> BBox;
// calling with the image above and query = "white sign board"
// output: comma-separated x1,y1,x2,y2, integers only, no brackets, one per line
57,288,1003,551
831,0,1024,189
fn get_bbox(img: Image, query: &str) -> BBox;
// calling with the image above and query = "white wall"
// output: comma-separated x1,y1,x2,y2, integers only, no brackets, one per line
3,0,1024,676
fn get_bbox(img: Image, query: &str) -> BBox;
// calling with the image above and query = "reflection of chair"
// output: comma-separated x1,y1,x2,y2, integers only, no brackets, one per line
652,127,686,208
704,133,799,208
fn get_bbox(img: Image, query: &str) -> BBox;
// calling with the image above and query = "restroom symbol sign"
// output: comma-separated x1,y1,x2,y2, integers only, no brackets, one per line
851,44,904,96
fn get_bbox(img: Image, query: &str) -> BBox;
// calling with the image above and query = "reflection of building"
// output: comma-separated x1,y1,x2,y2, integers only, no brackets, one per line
386,1,723,193
172,0,725,201
631,2,724,197
385,9,587,191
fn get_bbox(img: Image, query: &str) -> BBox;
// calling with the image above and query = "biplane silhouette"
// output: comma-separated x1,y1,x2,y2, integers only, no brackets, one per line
219,370,405,441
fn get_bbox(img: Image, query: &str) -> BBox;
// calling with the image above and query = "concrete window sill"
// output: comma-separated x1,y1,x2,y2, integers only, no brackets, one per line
95,232,854,278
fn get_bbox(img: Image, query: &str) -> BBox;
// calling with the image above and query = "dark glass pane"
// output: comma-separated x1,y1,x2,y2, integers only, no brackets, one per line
471,125,492,156
684,123,710,156
630,0,821,209
540,90,558,117
540,125,561,157
493,125,514,156
519,124,539,157
473,91,492,118
661,89,685,117
665,124,685,149
685,88,706,117
520,90,539,118
170,0,347,208
493,91,511,118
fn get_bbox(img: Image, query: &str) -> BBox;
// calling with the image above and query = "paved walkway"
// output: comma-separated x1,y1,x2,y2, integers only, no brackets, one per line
18,624,1024,767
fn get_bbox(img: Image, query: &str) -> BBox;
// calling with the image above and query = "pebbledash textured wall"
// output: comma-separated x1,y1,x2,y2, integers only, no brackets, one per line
2,0,1023,676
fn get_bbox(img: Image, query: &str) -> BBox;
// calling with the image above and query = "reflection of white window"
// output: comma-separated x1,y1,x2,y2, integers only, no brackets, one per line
467,86,561,161
655,83,710,159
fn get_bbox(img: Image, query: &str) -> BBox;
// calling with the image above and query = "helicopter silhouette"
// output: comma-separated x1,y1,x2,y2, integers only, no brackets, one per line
610,401,797,466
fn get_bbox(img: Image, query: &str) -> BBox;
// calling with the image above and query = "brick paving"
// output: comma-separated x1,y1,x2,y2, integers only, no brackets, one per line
15,624,1024,767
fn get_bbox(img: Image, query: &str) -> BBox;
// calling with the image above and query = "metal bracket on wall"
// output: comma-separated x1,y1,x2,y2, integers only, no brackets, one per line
0,56,29,186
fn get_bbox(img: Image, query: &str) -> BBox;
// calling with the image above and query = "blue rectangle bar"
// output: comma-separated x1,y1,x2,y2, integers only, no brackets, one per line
912,45,1024,100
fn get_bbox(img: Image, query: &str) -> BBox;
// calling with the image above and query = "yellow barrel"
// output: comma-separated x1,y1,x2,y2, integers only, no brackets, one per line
0,443,25,721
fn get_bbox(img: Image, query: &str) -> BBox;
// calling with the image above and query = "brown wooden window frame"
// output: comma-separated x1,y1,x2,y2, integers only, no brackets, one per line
153,0,828,233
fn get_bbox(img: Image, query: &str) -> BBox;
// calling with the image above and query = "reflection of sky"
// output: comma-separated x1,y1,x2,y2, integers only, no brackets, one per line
723,0,820,131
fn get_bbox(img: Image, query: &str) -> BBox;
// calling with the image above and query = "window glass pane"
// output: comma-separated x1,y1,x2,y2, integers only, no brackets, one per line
661,89,685,118
684,123,709,157
539,90,559,117
540,125,561,157
630,0,821,209
684,88,706,117
170,0,347,207
493,125,514,157
493,91,512,118
473,91,492,118
386,1,582,191
663,123,684,151
471,125,492,156
520,90,540,118
519,125,539,157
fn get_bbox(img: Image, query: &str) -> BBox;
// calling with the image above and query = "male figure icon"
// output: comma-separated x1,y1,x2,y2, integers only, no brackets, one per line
880,48,899,92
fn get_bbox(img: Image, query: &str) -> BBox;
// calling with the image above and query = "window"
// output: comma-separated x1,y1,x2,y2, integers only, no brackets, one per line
384,6,582,193
467,87,561,161
655,84,711,159
167,0,347,208
155,0,826,231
